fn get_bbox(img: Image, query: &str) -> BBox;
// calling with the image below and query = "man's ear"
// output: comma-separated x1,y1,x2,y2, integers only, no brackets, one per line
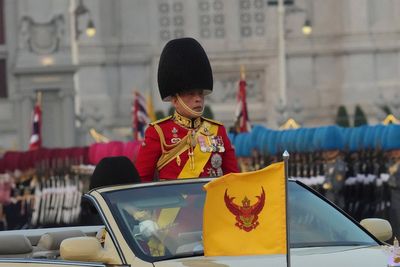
171,96,178,107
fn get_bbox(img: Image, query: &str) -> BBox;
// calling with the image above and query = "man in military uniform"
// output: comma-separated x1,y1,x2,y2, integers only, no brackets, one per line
136,37,239,182
386,125,400,239
322,149,347,209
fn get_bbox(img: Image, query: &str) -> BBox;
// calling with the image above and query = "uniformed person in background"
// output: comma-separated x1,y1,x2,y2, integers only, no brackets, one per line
323,149,347,209
136,37,239,182
385,124,400,239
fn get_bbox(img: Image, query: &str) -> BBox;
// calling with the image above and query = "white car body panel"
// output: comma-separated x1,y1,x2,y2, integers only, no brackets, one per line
155,246,390,267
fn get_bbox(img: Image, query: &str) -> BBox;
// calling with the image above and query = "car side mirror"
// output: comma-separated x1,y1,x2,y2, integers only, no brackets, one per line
360,218,393,242
60,236,118,264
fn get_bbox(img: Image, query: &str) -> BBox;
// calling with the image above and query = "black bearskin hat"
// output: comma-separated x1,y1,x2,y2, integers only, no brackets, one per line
89,156,140,190
157,37,213,101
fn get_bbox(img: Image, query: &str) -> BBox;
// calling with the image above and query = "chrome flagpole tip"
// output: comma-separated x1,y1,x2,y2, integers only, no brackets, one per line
283,150,290,159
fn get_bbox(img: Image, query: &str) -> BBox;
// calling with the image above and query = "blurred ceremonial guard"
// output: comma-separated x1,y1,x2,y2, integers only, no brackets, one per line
136,38,239,182
385,124,400,239
313,126,347,206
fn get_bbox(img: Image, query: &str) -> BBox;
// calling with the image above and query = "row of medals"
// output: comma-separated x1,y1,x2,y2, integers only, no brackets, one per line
171,127,225,153
172,126,225,174
198,135,225,153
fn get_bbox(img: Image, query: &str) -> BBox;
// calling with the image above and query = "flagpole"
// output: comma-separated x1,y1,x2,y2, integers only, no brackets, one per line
283,150,291,267
132,89,138,140
36,91,42,106
240,65,245,80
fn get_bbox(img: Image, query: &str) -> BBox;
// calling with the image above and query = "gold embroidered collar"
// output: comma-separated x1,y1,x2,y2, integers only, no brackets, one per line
173,111,202,129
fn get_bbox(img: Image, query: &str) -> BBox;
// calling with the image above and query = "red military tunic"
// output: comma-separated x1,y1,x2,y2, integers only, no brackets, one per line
136,113,239,182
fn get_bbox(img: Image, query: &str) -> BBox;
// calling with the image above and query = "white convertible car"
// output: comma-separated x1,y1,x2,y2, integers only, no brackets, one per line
0,178,396,267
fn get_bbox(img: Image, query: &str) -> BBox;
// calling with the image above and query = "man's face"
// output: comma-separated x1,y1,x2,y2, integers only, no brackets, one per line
172,89,205,118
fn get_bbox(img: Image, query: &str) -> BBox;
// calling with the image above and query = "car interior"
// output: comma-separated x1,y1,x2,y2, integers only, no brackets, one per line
0,227,102,260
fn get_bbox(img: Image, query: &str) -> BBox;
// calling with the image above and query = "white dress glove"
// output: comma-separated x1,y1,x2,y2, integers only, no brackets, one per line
139,220,159,238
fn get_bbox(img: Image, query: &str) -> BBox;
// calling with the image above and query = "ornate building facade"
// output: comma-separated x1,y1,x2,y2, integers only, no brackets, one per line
0,0,399,150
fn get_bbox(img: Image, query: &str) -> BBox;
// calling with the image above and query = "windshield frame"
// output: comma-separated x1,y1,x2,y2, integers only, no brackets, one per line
98,179,381,263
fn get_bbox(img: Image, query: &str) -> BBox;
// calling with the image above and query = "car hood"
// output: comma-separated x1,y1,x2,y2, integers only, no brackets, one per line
154,245,391,267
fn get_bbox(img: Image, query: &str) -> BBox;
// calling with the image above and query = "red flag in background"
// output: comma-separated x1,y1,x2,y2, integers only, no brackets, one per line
29,92,42,150
234,66,251,133
132,90,150,140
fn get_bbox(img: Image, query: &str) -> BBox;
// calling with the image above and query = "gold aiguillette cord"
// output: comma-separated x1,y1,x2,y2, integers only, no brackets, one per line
187,130,195,170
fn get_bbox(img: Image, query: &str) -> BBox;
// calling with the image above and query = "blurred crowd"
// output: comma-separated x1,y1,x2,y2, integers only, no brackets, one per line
0,141,141,230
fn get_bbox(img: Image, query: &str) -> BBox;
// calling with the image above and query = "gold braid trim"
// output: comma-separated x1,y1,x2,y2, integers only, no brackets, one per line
154,124,191,170
173,111,202,129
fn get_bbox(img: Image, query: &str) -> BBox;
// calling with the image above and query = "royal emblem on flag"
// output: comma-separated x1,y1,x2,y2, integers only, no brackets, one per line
224,187,265,232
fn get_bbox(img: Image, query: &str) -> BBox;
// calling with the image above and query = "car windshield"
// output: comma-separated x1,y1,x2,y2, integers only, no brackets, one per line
103,180,378,262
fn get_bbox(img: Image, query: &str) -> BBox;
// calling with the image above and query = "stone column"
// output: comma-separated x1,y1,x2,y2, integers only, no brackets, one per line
59,89,76,147
16,94,35,149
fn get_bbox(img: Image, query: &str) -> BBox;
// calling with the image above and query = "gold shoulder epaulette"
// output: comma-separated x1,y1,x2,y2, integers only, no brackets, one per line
202,117,223,126
150,116,172,126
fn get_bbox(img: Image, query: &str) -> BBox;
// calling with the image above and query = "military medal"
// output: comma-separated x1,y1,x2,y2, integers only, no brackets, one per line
198,135,208,152
210,136,224,152
210,154,223,177
211,153,222,168
205,136,213,152
172,127,178,137
216,136,225,152
210,136,215,152
171,137,181,144
171,127,181,143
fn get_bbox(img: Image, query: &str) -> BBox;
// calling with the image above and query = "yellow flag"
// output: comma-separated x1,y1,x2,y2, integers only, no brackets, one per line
146,92,156,122
203,162,287,256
